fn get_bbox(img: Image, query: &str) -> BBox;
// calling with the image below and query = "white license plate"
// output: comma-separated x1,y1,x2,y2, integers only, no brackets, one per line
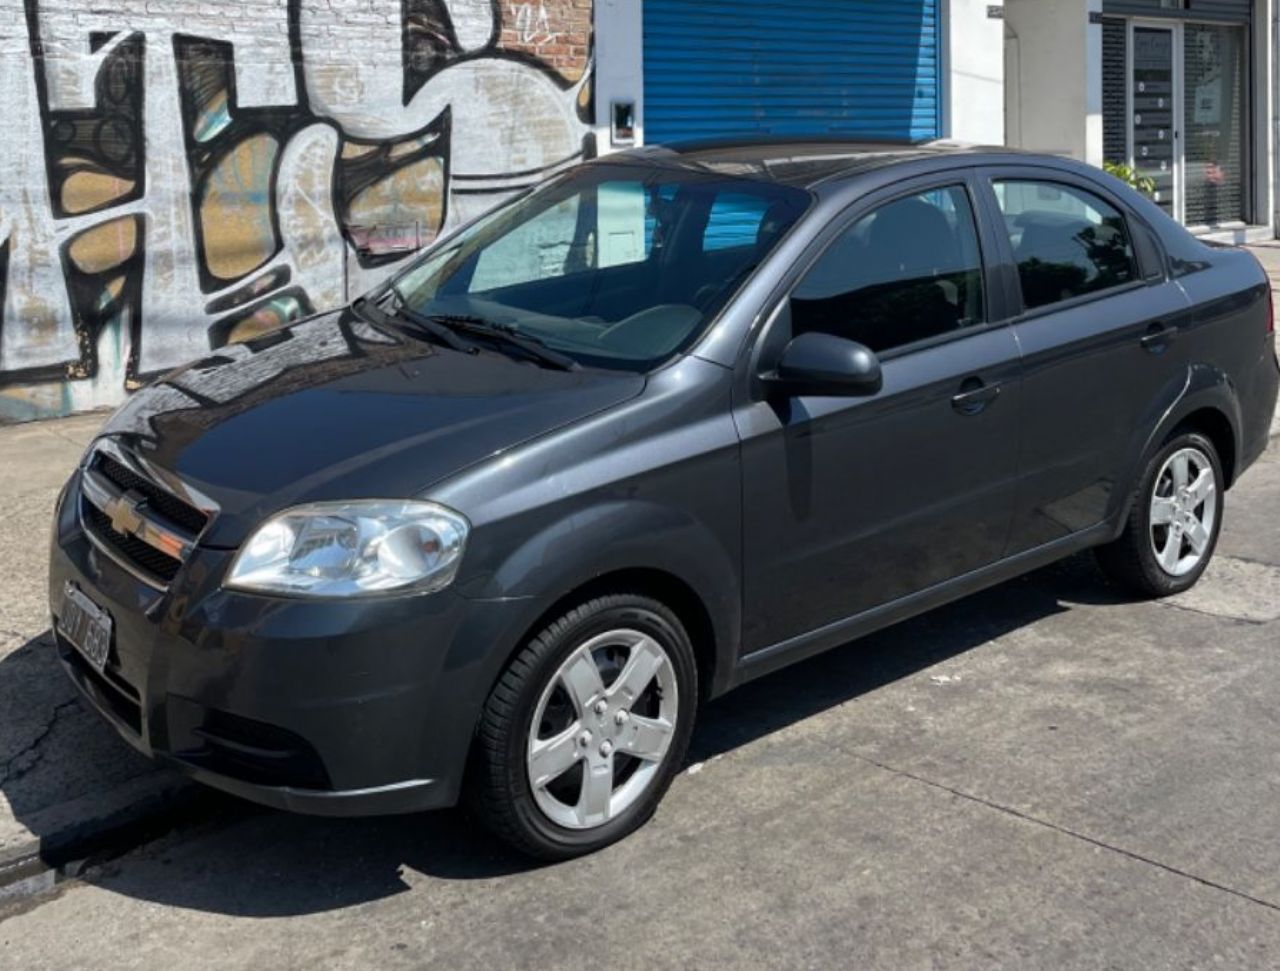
59,582,113,672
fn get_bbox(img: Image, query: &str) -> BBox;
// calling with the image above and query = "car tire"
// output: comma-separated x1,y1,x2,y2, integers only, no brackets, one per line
1096,429,1224,598
469,593,698,860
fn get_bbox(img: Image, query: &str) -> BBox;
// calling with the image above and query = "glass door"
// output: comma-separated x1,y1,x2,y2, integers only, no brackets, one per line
1129,24,1179,219
1182,23,1248,226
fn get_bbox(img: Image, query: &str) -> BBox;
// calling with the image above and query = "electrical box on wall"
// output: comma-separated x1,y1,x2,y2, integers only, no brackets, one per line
611,100,636,147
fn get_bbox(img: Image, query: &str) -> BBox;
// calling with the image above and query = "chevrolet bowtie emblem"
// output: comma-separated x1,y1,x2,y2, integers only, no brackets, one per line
104,490,146,538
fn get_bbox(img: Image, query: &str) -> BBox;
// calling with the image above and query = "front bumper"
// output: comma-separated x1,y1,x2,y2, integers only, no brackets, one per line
49,472,530,816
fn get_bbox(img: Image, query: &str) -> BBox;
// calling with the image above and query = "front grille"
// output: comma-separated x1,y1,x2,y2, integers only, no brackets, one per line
78,443,216,588
96,454,209,535
82,499,182,582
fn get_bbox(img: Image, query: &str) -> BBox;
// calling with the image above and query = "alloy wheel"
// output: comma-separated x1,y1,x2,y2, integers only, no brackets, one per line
1149,446,1218,577
527,628,679,830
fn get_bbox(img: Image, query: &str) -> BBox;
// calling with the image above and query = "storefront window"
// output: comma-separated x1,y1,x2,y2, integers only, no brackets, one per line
1183,24,1247,226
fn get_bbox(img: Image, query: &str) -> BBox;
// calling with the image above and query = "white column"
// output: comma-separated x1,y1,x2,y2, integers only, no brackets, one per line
1084,0,1104,166
1258,0,1276,232
593,0,645,152
944,0,1006,144
1003,0,1103,164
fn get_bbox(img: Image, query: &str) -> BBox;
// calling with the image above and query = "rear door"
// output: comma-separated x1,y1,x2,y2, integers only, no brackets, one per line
975,166,1192,553
735,172,1023,654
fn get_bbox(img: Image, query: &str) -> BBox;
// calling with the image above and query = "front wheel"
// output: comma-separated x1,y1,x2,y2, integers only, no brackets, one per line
469,594,698,860
1096,430,1224,597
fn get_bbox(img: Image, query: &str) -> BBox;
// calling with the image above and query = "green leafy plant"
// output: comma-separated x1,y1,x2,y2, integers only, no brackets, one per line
1103,161,1157,198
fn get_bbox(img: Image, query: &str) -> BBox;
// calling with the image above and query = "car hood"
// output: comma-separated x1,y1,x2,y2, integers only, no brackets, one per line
98,310,645,547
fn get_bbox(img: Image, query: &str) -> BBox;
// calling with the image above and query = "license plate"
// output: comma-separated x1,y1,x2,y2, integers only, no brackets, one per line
59,582,113,672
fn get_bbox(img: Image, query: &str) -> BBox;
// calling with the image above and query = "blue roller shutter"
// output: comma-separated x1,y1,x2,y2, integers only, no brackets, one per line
643,0,942,145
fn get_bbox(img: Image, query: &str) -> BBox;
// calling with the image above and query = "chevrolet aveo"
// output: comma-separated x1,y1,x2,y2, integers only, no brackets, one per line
50,141,1279,859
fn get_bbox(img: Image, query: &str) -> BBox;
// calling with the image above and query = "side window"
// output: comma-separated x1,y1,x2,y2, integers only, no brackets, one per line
994,179,1138,310
703,192,772,252
790,185,985,354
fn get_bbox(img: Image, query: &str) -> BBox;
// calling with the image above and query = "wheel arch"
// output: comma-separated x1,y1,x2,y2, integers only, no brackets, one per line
455,496,741,694
1149,365,1242,489
500,567,722,703
1110,365,1241,537
1172,406,1237,489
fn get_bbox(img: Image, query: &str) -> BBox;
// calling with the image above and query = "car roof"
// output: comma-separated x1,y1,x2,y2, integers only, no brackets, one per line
600,137,1044,190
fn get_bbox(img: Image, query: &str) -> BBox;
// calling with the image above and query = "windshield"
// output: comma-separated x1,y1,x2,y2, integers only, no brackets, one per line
382,164,810,371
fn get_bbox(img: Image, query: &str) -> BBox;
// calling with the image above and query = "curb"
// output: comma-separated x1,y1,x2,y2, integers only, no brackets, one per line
0,775,209,900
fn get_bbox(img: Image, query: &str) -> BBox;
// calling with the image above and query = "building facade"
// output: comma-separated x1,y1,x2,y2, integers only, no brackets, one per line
597,0,1004,161
0,0,595,420
0,0,1272,419
1005,0,1273,240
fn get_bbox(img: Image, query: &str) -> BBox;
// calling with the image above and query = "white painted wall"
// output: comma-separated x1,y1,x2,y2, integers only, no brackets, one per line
944,0,1005,144
1003,0,1103,164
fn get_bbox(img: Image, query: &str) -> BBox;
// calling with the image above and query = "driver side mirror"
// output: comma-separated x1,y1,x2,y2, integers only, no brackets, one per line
761,332,883,398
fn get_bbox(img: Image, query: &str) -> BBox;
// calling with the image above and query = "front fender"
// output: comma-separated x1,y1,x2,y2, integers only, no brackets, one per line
456,499,742,696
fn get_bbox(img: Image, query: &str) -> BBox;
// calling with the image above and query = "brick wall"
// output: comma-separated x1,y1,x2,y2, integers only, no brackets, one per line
0,0,595,420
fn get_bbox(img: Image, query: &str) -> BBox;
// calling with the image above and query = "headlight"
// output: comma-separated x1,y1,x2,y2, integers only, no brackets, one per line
226,500,469,598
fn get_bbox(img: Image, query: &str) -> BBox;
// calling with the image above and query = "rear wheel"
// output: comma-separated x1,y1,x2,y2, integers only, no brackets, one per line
1096,430,1223,597
470,594,698,860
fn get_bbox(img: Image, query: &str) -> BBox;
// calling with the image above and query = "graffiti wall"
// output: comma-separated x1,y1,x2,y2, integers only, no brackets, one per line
0,0,594,420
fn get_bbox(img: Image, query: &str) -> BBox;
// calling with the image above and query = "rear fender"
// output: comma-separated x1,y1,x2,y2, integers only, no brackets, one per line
1110,362,1241,535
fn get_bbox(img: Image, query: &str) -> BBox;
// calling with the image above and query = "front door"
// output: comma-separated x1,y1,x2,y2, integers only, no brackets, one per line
735,177,1022,655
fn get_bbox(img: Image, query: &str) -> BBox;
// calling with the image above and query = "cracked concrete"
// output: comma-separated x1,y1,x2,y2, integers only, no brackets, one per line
846,748,1280,915
0,700,82,789
0,413,186,871
1163,554,1280,623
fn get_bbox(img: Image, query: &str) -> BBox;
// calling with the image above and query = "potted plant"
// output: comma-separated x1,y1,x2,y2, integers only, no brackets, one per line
1103,161,1157,198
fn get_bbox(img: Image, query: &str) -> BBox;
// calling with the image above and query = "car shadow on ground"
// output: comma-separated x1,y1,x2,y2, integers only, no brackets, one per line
0,632,188,861
1,553,1132,917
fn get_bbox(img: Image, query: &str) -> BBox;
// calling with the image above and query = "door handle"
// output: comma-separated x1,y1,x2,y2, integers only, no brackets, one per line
1140,322,1178,352
951,378,1001,416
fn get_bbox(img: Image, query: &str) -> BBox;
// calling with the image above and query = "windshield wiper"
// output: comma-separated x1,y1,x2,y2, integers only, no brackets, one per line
358,295,580,371
373,295,480,354
426,314,580,372
353,294,469,352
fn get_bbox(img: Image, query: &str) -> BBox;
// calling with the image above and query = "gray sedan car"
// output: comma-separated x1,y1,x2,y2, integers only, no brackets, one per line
50,140,1279,859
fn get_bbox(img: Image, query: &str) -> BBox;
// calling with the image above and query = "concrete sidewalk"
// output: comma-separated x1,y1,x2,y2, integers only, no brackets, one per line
4,393,1280,967
0,244,1276,897
0,414,194,891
